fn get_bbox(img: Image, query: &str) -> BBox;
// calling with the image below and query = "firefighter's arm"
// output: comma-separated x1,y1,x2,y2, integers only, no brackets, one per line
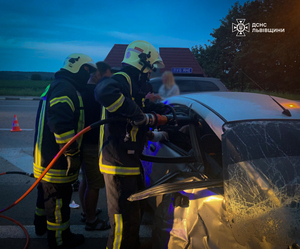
94,77,147,125
47,83,81,176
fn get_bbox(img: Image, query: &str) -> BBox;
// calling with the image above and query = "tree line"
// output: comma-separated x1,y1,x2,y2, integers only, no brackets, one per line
191,0,300,93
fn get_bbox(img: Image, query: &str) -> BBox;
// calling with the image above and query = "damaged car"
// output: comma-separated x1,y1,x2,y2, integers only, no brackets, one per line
129,91,300,249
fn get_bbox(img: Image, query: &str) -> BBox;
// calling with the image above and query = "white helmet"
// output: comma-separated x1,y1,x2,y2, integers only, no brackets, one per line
62,53,97,73
122,40,164,73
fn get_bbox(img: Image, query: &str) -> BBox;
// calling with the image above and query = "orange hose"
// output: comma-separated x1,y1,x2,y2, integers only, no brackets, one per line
0,117,120,249
0,126,91,214
0,214,30,249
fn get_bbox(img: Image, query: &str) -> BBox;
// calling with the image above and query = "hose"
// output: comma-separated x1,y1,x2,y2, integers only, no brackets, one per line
0,214,30,249
0,117,122,214
0,117,123,249
0,111,177,248
165,104,178,126
0,172,34,177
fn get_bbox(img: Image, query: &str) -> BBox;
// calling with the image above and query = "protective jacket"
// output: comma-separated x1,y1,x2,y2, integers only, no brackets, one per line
95,66,156,176
33,70,85,183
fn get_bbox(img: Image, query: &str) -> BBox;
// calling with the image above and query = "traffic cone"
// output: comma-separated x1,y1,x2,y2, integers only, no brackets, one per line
10,115,22,132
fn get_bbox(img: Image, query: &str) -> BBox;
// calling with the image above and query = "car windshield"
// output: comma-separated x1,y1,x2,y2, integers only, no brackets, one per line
222,120,300,246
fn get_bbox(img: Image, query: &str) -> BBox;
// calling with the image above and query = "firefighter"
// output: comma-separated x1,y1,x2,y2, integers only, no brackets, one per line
33,53,97,249
94,40,166,249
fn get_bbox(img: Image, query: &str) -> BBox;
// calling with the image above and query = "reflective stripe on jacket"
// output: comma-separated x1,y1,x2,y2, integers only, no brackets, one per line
33,77,84,183
95,68,148,176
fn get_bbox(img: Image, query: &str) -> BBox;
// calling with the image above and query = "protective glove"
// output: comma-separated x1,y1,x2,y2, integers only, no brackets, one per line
131,112,147,126
145,102,168,115
65,153,81,176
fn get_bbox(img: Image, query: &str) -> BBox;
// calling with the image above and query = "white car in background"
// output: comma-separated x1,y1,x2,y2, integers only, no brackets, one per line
149,76,229,94
130,91,300,249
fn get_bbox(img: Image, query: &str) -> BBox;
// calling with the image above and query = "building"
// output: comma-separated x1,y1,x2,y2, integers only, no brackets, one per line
104,44,206,77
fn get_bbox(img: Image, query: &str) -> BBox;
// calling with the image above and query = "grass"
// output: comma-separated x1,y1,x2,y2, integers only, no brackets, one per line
0,80,51,96
1,79,300,100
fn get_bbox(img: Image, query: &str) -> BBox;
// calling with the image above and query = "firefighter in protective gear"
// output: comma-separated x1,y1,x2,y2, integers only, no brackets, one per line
94,40,166,249
33,53,97,249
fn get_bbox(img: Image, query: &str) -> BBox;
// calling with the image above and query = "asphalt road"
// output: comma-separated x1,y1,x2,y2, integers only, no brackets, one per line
0,98,153,249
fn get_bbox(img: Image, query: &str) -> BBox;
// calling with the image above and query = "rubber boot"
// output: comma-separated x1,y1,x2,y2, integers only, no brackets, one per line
34,214,47,236
48,229,85,249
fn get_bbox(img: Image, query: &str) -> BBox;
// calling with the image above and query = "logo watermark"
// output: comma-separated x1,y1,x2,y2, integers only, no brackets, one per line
232,19,285,37
232,19,250,37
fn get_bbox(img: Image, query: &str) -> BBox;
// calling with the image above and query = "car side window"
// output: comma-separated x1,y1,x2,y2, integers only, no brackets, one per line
192,113,223,178
162,104,192,152
163,105,222,178
176,79,220,93
176,80,196,93
195,81,220,91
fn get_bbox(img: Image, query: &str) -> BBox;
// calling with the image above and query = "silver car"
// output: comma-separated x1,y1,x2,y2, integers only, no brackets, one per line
130,91,300,249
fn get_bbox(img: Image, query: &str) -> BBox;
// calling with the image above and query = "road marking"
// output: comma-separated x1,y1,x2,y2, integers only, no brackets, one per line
0,148,33,174
0,225,152,238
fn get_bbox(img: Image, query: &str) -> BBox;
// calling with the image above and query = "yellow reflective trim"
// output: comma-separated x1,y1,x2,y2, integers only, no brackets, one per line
41,84,50,98
113,214,123,249
54,130,75,144
114,72,132,96
50,96,75,112
55,199,62,224
106,94,125,113
56,230,63,246
130,126,138,142
99,106,106,153
99,154,140,175
33,163,78,183
35,99,47,167
47,220,70,231
35,207,46,216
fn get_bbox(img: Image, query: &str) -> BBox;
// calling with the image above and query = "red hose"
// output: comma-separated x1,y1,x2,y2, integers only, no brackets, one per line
0,125,91,214
0,117,123,249
0,126,91,249
0,214,30,249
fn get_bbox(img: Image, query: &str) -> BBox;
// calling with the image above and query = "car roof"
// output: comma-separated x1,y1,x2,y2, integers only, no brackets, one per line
165,91,300,139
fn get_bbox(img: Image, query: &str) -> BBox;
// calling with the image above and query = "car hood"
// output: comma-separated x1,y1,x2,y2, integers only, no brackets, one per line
168,91,300,121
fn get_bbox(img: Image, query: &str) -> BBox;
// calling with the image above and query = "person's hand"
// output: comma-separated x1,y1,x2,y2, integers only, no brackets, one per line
65,154,81,176
152,102,168,115
145,92,161,102
131,112,147,126
154,94,162,100
145,92,154,100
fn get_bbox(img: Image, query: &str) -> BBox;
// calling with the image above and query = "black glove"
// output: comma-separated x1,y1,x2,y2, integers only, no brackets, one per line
131,112,147,126
146,102,168,115
65,153,81,176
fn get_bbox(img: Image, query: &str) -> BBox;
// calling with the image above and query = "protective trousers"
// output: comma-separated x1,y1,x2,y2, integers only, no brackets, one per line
34,181,73,247
104,174,142,249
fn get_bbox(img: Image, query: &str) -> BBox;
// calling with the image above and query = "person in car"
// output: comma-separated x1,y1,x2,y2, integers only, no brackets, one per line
158,71,180,99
